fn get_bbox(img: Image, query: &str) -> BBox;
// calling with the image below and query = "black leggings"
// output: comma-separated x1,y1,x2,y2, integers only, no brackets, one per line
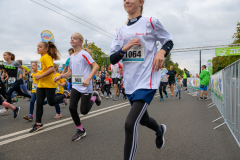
0,80,7,99
159,82,168,98
69,88,93,126
36,88,66,123
124,100,159,160
6,80,31,103
103,85,111,96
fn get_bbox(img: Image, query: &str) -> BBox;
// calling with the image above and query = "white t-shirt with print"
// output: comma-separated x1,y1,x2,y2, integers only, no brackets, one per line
110,17,172,94
160,68,169,82
70,50,95,93
108,63,122,78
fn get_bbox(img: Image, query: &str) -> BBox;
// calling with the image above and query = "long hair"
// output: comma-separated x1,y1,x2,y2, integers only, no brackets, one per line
5,52,15,61
74,33,93,57
42,41,61,60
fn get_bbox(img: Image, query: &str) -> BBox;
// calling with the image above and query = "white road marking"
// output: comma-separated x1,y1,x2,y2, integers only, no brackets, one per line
0,95,160,146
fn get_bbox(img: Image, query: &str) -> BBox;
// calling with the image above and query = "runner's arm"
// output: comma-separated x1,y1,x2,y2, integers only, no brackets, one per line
62,66,68,74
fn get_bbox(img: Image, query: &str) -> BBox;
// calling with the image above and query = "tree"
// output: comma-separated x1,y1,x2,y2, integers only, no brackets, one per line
84,43,110,71
232,22,240,44
213,22,240,74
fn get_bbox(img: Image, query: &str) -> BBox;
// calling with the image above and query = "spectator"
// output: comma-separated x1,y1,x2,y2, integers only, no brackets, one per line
199,65,210,100
182,68,190,91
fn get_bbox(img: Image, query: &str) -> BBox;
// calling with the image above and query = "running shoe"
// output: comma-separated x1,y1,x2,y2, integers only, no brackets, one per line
106,96,109,99
155,124,166,149
113,97,117,101
179,97,181,99
160,98,164,101
123,96,127,100
63,98,68,106
199,97,203,101
54,114,62,119
64,90,71,99
71,129,87,141
13,107,20,118
93,91,101,106
30,123,44,133
204,97,208,101
23,115,33,122
100,93,104,98
166,94,168,98
0,108,8,114
184,89,188,92
109,94,113,98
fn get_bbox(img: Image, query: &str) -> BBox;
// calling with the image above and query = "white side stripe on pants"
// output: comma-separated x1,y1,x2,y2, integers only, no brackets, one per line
129,103,148,160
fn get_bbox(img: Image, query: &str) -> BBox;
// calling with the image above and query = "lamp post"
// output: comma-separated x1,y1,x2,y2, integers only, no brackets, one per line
101,55,109,71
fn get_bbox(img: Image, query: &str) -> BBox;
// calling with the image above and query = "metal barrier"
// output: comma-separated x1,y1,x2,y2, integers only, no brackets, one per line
210,59,240,147
187,78,201,96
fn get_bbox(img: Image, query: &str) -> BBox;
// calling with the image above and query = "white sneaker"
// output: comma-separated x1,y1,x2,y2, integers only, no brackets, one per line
101,93,104,97
110,94,112,98
106,96,109,99
0,108,8,114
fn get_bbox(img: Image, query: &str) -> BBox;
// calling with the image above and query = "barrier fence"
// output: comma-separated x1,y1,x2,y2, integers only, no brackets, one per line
210,59,240,147
186,60,240,147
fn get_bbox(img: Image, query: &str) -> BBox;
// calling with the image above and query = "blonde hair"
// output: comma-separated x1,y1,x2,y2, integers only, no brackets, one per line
53,63,59,72
74,33,93,57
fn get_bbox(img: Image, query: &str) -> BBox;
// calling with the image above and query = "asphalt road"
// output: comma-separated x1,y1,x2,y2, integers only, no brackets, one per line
0,90,240,160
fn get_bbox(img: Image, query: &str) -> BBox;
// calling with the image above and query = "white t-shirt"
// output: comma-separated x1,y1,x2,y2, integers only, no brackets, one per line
161,68,169,82
108,63,122,78
70,50,95,93
110,17,172,94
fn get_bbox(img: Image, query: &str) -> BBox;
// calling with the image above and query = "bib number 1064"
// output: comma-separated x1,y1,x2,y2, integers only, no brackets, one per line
125,51,142,58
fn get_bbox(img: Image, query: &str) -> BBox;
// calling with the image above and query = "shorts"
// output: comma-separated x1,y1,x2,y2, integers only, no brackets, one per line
112,78,120,85
126,89,156,106
199,85,208,91
168,80,175,86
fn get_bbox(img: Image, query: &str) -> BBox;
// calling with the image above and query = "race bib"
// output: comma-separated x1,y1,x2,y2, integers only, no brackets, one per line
32,83,38,91
118,80,121,84
105,81,109,85
161,77,165,82
122,44,145,63
72,75,84,85
56,86,60,92
8,77,16,84
37,61,42,71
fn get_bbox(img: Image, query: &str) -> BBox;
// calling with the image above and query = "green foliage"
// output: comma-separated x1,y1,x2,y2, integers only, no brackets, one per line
212,55,240,74
85,43,110,71
164,53,184,77
232,22,240,44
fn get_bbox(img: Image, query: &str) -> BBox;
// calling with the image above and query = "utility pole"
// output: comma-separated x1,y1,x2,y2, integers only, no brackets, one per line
200,50,201,74
85,39,88,48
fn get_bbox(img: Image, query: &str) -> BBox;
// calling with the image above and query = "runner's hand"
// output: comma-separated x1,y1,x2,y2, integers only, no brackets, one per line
152,51,165,72
23,75,26,80
53,76,61,83
122,39,141,52
35,75,42,80
82,78,90,87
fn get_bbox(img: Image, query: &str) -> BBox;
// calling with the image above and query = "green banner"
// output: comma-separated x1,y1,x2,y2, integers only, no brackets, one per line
206,59,213,76
215,47,240,56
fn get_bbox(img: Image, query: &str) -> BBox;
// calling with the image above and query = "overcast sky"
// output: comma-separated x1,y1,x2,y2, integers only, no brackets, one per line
0,0,239,75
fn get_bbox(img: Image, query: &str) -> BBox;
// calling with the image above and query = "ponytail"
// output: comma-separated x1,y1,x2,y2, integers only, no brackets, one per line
83,43,93,57
42,41,61,60
5,52,15,61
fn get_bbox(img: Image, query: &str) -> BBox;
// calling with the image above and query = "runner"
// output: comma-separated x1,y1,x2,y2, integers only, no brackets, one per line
23,61,47,122
29,41,70,133
0,52,31,115
108,62,122,101
53,63,66,119
54,33,101,141
168,65,178,96
100,66,107,97
159,65,169,101
104,72,113,99
109,0,173,159
16,60,32,97
62,48,74,91
176,76,183,99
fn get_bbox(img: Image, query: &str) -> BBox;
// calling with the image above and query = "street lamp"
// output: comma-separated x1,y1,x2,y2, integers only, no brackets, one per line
101,55,109,71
